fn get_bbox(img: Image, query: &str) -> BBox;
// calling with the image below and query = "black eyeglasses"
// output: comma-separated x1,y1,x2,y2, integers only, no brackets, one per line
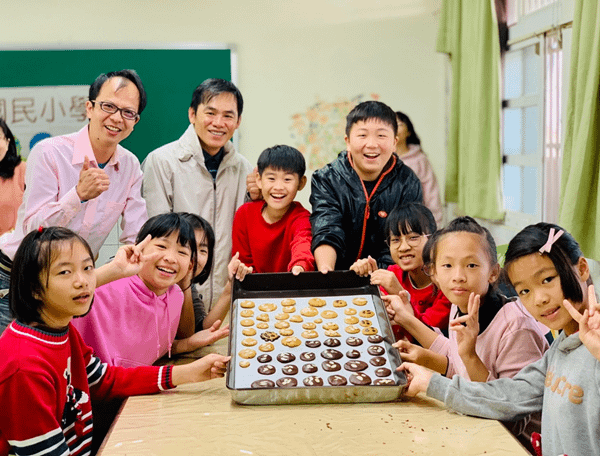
91,100,139,120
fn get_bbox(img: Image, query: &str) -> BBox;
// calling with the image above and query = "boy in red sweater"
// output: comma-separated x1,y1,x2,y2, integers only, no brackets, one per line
232,145,314,274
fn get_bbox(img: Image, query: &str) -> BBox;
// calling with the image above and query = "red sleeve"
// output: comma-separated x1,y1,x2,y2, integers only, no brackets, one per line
287,206,315,272
231,203,253,267
414,291,452,330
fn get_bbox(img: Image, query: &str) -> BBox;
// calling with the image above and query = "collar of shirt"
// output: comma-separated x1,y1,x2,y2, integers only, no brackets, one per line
71,126,121,171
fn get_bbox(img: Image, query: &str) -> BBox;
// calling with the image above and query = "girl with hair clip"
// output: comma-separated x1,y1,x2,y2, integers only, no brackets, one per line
73,212,249,367
400,223,600,456
0,227,229,456
350,203,451,337
0,118,25,236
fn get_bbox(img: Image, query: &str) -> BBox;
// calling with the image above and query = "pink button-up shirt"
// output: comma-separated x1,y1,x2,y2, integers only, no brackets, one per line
0,126,147,259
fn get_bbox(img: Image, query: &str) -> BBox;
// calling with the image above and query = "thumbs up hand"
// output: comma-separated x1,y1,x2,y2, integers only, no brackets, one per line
76,155,110,201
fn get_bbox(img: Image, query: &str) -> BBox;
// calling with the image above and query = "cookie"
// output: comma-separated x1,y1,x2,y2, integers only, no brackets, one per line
344,360,369,372
300,307,318,317
256,322,269,330
349,372,372,385
260,331,280,342
257,354,272,363
346,337,363,347
302,363,318,373
274,321,290,329
276,377,298,388
328,374,347,386
324,330,341,337
314,318,323,324
344,316,359,325
241,338,257,347
302,322,317,330
240,319,254,327
258,364,276,375
251,379,274,388
256,313,269,322
282,364,299,375
282,306,296,313
370,356,387,366
373,378,396,386
258,303,277,312
277,352,296,363
240,300,255,309
362,327,378,335
375,367,392,377
359,309,375,318
305,340,321,348
259,342,275,352
300,352,316,362
323,338,341,347
321,310,338,319
238,348,256,359
303,376,324,387
367,345,385,356
239,360,250,368
301,330,319,339
321,349,343,360
359,319,372,327
242,328,257,336
345,325,360,334
346,349,361,359
322,360,341,372
344,308,357,315
332,299,347,308
289,315,303,323
275,313,289,321
308,298,326,307
281,298,296,306
367,334,384,343
240,309,254,317
281,336,302,348
279,328,294,336
352,297,368,306
322,322,339,331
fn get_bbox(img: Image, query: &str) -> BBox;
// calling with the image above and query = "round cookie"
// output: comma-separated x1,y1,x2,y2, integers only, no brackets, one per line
275,313,289,320
359,309,375,318
314,318,323,324
240,309,254,317
346,349,361,359
258,364,276,375
322,322,339,331
323,338,341,347
302,363,318,373
260,331,280,342
281,336,302,348
277,352,296,363
367,334,384,344
301,330,319,339
274,321,290,329
279,328,294,336
240,300,255,309
344,316,359,325
352,297,368,306
256,313,269,322
289,315,303,323
359,319,372,327
256,322,269,330
251,379,274,388
321,349,343,360
276,377,298,388
302,322,317,330
373,378,396,386
322,360,341,372
300,352,316,361
258,302,277,312
303,376,324,387
375,367,392,377
242,328,257,337
240,319,254,327
324,330,341,337
332,299,347,308
305,340,321,348
281,298,296,306
300,307,319,317
367,345,385,356
362,327,378,336
282,364,299,375
238,348,256,359
239,360,250,368
349,372,372,385
328,375,347,386
345,325,360,334
344,360,369,372
282,306,296,313
344,308,357,315
259,343,275,352
370,356,387,366
346,337,363,347
241,338,257,347
321,310,338,319
257,354,272,363
308,298,326,307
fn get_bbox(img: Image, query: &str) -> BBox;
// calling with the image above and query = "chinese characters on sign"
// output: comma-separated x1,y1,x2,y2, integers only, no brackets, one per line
0,86,88,159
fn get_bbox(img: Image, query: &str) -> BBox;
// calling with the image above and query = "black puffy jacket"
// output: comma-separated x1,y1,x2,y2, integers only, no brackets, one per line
310,151,423,270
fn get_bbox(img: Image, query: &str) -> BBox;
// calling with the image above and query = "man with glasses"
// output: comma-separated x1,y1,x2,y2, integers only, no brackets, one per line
0,69,148,334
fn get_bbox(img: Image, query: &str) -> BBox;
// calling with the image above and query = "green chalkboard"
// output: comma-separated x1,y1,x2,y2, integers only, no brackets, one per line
0,48,233,161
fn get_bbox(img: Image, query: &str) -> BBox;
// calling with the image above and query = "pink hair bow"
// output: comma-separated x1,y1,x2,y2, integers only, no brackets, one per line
539,228,564,254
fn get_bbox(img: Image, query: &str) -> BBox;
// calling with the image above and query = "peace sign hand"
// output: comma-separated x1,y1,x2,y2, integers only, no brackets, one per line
562,284,600,361
449,292,481,359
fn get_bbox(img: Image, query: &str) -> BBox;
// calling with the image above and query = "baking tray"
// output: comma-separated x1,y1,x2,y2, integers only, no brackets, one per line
226,271,406,405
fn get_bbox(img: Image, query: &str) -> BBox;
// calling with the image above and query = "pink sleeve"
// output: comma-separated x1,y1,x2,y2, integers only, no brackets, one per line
490,327,548,380
415,155,443,226
119,164,148,244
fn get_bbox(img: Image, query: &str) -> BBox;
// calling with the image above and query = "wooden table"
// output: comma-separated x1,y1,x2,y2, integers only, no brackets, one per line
99,356,530,455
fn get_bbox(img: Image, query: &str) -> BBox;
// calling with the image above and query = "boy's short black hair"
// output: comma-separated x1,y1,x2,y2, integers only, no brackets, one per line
10,227,94,325
190,78,243,117
89,69,147,114
385,203,436,239
257,145,306,178
179,212,215,286
135,213,198,275
345,101,398,137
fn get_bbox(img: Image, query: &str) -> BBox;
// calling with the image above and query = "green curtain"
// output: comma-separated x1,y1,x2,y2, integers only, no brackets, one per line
559,0,600,259
436,0,504,220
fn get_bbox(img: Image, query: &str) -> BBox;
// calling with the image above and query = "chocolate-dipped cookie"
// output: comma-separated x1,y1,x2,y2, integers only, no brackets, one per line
276,377,298,388
302,363,318,373
328,375,348,386
349,372,372,385
277,352,296,363
257,364,276,375
321,360,341,372
346,349,361,359
303,375,324,386
375,367,392,377
367,334,384,343
370,356,387,366
305,340,321,348
367,345,385,356
323,338,341,347
321,349,343,360
282,364,299,375
373,378,396,386
251,379,275,388
346,337,363,347
257,354,272,363
300,352,316,362
344,360,368,372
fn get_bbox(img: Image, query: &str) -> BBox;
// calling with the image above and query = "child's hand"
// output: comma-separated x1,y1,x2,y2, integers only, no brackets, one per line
109,235,160,278
172,354,231,385
350,256,378,277
563,284,600,361
382,292,413,325
393,339,431,365
228,252,253,281
397,362,434,397
370,269,403,295
186,320,230,351
449,292,480,359
291,265,304,275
